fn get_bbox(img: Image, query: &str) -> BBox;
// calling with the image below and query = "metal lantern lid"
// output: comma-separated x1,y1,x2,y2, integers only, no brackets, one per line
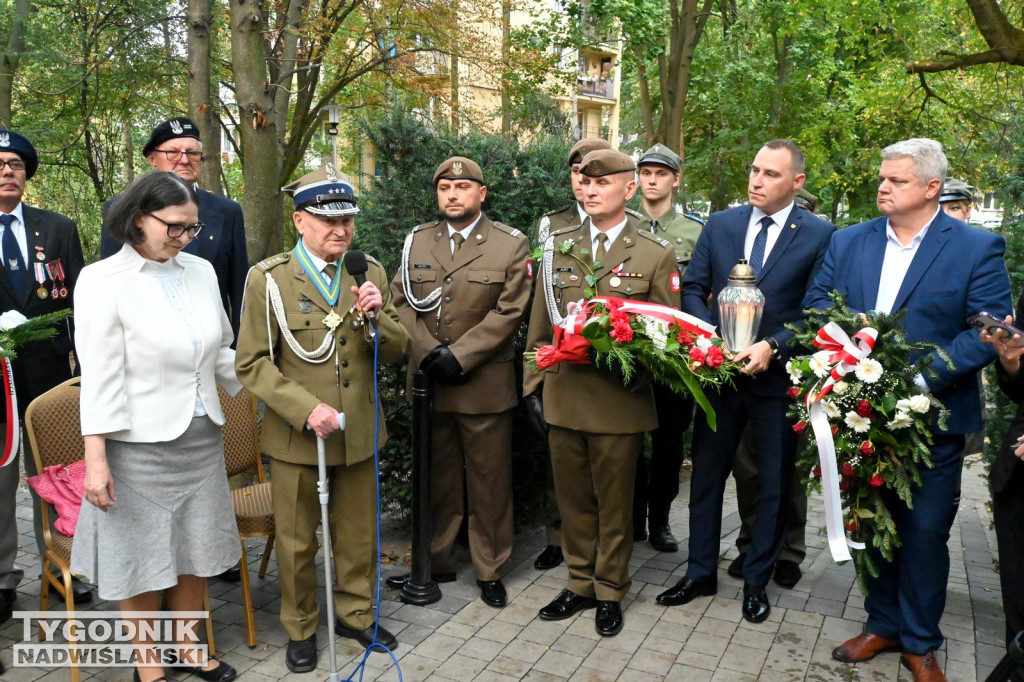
727,259,758,286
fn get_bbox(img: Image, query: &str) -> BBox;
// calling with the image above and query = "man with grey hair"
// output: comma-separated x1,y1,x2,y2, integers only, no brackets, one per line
804,138,1011,681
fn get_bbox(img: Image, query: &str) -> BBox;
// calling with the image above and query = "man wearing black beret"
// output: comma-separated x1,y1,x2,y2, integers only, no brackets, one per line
0,128,90,623
100,117,248,343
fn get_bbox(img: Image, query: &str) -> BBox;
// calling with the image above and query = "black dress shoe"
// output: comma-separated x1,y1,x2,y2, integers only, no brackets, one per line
214,566,242,583
0,588,13,625
533,545,563,570
70,577,94,603
773,560,803,588
656,577,717,606
648,526,679,553
595,601,623,636
742,584,771,623
285,634,317,673
727,553,746,579
384,571,456,589
477,579,506,608
538,589,598,621
336,621,397,650
171,658,237,682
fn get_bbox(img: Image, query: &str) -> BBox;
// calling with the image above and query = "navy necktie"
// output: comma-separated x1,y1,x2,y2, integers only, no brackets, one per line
750,216,772,277
0,214,25,299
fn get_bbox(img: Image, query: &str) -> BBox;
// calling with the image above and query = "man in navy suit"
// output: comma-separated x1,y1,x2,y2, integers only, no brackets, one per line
656,139,834,623
101,117,248,342
0,129,90,623
809,139,1010,682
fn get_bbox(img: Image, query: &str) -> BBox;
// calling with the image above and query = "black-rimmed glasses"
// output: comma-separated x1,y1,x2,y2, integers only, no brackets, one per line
0,159,26,171
146,213,205,239
153,149,205,162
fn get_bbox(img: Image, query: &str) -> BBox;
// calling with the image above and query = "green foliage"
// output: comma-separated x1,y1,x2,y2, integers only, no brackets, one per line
353,104,573,526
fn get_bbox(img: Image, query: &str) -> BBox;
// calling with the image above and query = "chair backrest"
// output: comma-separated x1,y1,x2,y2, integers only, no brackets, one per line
25,377,84,471
219,386,262,479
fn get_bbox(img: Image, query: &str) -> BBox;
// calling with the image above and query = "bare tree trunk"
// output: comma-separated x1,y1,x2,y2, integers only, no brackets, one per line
187,0,222,193
500,0,511,135
450,53,460,131
0,0,29,127
121,118,135,184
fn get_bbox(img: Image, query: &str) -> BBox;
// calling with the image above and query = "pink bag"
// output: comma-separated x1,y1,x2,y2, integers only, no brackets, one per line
27,460,85,536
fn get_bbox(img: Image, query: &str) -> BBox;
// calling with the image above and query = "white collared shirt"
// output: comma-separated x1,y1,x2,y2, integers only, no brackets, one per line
303,249,338,285
744,202,793,263
873,208,939,314
447,214,483,255
0,202,28,264
589,217,628,257
576,203,589,224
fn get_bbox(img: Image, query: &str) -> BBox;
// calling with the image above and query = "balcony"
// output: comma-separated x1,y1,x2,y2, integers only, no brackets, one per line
577,75,614,99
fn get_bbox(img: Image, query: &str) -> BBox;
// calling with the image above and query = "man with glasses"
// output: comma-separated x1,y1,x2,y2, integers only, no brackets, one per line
101,117,248,343
0,128,89,622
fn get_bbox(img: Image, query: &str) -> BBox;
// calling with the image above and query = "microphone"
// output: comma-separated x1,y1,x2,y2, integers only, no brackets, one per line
343,250,378,331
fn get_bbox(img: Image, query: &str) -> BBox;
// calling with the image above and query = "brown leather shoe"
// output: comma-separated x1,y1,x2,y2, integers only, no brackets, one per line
831,630,901,662
901,651,946,682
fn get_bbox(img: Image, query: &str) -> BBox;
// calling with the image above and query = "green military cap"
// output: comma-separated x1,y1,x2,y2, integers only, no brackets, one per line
282,164,359,216
433,156,484,186
579,149,636,178
795,187,818,212
568,138,612,166
939,177,973,203
638,144,681,172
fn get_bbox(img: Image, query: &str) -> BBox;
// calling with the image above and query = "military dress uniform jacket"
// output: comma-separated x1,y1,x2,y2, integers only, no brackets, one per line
235,252,410,467
640,207,703,274
391,214,531,415
524,215,679,434
535,203,582,243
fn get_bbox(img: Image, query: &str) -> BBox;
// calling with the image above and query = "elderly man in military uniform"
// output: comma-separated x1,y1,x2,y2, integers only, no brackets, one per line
633,143,703,553
524,148,679,636
529,137,610,572
235,166,410,672
388,156,530,609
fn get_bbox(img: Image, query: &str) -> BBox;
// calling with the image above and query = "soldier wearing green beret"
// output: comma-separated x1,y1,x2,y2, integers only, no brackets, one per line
795,187,818,213
235,165,410,671
525,148,679,637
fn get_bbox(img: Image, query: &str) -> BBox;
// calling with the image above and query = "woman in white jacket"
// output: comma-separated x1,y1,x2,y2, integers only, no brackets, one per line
72,171,241,682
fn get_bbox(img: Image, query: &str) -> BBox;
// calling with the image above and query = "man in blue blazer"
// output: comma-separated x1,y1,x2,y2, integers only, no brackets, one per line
101,118,248,342
656,140,834,623
806,139,1010,681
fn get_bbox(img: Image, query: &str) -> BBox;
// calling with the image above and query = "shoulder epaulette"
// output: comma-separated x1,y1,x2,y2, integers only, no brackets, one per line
636,230,671,248
549,222,584,239
412,220,443,233
686,214,705,225
543,204,575,218
625,208,644,219
256,252,290,271
493,221,525,239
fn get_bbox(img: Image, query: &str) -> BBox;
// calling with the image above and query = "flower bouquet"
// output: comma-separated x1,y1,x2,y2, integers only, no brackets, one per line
786,291,951,589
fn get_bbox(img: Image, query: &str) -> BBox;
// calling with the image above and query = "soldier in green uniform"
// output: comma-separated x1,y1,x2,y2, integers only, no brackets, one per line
530,137,610,572
234,166,410,673
633,144,704,553
524,149,679,637
387,156,531,609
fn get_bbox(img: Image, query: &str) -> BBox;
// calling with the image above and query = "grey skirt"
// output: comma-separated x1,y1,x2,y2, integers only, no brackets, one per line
71,415,242,601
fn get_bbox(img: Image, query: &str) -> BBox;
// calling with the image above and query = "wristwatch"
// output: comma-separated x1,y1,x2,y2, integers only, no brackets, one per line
765,336,781,358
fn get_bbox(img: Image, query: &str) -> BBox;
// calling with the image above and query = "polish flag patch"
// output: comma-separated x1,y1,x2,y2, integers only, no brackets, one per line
670,273,681,292
526,259,534,279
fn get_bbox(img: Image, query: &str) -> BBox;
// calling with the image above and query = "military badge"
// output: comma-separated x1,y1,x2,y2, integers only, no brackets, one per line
452,161,463,175
670,273,681,293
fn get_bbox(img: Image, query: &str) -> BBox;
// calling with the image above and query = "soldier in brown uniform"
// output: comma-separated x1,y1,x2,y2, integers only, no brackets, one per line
524,149,679,636
530,137,610,572
389,156,531,608
234,166,410,672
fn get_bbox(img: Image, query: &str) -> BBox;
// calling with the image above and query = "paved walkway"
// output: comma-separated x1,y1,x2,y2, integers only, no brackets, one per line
0,455,1007,681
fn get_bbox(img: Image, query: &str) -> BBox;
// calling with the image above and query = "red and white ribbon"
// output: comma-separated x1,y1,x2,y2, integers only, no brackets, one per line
805,322,877,562
562,299,591,335
591,297,716,338
0,358,19,468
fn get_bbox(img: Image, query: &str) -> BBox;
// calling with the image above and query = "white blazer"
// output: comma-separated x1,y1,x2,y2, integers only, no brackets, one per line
76,244,243,442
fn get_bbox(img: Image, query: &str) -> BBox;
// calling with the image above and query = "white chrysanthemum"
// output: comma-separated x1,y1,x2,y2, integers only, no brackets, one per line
822,400,841,419
786,360,803,385
845,411,871,433
908,394,931,414
887,411,913,429
695,335,713,351
833,381,849,395
809,351,832,378
854,358,884,384
643,317,670,351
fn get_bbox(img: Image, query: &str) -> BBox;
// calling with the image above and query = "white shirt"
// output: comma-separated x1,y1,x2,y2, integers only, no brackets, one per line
744,203,793,263
304,249,338,284
576,203,589,224
0,203,28,264
588,217,627,258
447,214,483,254
873,208,939,314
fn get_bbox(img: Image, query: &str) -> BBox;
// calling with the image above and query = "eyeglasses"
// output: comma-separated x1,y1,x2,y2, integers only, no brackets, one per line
0,159,26,171
146,212,205,239
153,149,204,162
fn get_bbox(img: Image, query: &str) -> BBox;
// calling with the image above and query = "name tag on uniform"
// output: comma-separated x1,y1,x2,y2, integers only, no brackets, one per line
414,263,432,269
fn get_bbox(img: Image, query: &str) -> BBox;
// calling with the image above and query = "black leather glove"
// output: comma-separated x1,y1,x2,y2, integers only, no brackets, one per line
420,345,469,385
524,393,548,435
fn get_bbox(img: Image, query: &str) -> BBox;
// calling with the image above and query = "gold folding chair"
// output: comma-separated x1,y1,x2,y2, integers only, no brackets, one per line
219,385,275,648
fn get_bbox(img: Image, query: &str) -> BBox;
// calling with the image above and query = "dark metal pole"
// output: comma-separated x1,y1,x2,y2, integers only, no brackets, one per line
399,370,442,605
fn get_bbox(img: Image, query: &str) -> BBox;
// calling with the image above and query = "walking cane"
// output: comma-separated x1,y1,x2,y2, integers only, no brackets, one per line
316,416,344,682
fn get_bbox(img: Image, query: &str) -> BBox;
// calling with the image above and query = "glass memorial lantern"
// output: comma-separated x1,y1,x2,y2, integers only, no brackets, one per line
717,259,764,353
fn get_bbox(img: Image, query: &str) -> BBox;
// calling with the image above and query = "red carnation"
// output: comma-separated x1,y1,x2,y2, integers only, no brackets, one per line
706,346,724,369
812,465,822,478
841,462,855,477
846,519,857,532
856,400,872,418
793,421,808,434
786,386,801,399
839,477,851,492
689,347,706,370
869,474,884,487
610,317,633,343
830,424,839,437
860,441,875,456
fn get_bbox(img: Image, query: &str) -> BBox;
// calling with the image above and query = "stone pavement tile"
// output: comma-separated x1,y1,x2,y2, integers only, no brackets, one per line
695,615,739,639
451,601,500,628
729,627,775,651
667,663,715,680
763,639,812,676
842,605,868,623
626,646,676,676
499,637,548,665
708,668,757,681
392,603,455,629
393,622,435,647
818,615,863,643
533,648,584,677
943,621,978,644
803,596,846,618
474,670,524,682
622,610,656,636
705,596,742,622
641,634,684,657
658,603,705,629
717,641,767,676
782,609,824,629
684,631,730,658
616,668,666,681
486,654,534,678
945,657,978,682
631,567,672,587
755,670,804,681
648,619,692,643
519,619,569,647
438,619,483,640
473,619,524,645
551,632,598,658
389,652,444,682
977,641,1008,668
946,636,977,663
564,616,602,641
594,628,645,655
458,635,507,661
774,591,808,612
434,652,489,681
411,632,465,661
495,603,542,627
580,646,631,677
567,667,618,682
514,584,562,610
